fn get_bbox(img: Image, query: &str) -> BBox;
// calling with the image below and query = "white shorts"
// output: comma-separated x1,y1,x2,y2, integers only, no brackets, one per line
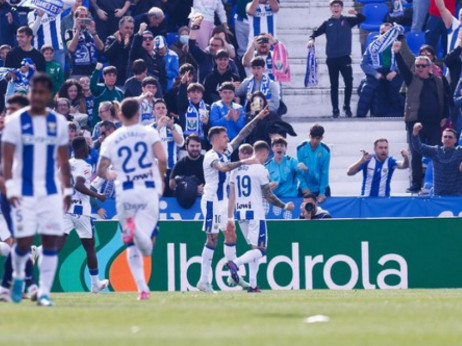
11,194,64,238
116,189,159,241
0,212,11,241
238,219,267,248
201,199,228,234
63,214,93,239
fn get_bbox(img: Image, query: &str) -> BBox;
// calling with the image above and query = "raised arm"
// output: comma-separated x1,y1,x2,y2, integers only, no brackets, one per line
396,150,410,169
435,0,454,29
411,123,438,158
347,151,371,176
229,106,270,151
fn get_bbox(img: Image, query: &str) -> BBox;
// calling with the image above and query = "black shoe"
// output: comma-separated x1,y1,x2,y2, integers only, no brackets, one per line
332,109,340,118
406,185,421,193
343,106,352,117
247,286,262,293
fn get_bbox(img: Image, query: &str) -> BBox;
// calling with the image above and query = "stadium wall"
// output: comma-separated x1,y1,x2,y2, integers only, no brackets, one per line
41,219,462,292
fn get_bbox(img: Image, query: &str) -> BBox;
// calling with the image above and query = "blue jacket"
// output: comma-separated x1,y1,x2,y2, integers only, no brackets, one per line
361,44,398,77
266,155,304,197
209,100,245,140
296,141,330,195
163,48,179,92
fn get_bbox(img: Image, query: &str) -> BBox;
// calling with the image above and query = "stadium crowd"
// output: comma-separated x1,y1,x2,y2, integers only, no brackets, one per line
0,0,461,210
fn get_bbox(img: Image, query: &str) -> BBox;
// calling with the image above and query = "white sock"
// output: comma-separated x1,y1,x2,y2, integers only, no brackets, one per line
126,246,149,293
224,243,236,261
12,246,29,280
249,258,260,288
200,245,215,283
36,245,43,258
38,250,58,297
0,242,10,257
89,268,99,286
234,249,263,267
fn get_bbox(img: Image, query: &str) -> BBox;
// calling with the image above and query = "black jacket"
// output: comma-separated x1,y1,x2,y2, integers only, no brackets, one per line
104,33,134,86
444,45,462,94
203,66,240,104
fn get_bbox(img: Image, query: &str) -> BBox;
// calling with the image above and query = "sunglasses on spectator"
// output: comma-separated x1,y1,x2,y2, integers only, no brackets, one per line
415,64,429,68
143,37,154,41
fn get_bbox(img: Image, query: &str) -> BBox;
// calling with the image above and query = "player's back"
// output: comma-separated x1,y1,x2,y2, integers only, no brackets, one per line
232,163,269,220
100,124,162,196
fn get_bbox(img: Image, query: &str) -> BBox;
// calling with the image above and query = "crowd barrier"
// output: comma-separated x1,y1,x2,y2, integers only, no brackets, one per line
97,196,462,220
48,218,462,292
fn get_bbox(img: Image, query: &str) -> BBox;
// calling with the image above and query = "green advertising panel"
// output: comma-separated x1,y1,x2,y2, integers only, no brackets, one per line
40,218,462,292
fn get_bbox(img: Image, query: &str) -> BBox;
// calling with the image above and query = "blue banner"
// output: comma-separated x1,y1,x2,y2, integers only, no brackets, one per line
95,196,462,221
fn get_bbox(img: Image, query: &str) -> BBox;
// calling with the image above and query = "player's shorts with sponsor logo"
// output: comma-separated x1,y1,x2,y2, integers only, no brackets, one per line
116,188,159,240
63,213,94,239
201,198,228,234
238,219,267,248
11,194,64,238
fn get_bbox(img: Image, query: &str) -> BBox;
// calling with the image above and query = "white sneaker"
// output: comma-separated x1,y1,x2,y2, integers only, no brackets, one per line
0,287,11,302
196,281,216,293
27,284,39,301
227,275,250,289
91,279,109,294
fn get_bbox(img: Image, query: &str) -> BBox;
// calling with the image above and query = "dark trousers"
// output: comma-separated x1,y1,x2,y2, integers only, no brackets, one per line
326,56,353,112
425,15,447,55
407,122,441,188
357,73,404,117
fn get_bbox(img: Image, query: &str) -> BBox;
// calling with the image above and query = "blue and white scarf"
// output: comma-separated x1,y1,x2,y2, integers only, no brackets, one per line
247,73,271,99
19,0,63,17
0,67,15,81
305,46,318,87
368,24,404,55
185,99,207,138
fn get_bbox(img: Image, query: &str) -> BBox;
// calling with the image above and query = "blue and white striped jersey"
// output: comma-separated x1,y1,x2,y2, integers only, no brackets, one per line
151,123,184,170
247,3,278,44
447,16,461,55
203,143,233,202
359,155,397,197
1,107,68,197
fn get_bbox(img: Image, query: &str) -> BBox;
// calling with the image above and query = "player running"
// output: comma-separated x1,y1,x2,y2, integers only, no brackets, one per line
227,141,295,292
96,98,167,300
197,106,269,293
2,74,72,306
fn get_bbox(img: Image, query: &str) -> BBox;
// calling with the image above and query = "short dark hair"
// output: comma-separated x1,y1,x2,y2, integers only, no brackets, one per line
186,134,201,146
103,65,117,76
303,192,318,201
210,36,224,47
250,56,266,68
419,44,436,57
179,63,195,75
374,138,389,147
329,0,343,7
443,128,458,137
208,126,227,141
254,140,270,153
121,98,140,120
72,136,87,153
17,26,33,37
215,49,229,60
239,143,254,155
153,98,166,107
219,81,235,92
271,136,288,147
0,44,11,51
133,59,147,75
68,121,77,131
30,73,53,92
101,120,116,131
142,76,159,88
6,93,29,108
41,44,54,54
310,124,324,138
187,83,204,94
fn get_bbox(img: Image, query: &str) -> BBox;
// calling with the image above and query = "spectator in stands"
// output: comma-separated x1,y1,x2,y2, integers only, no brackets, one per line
412,0,431,32
169,134,205,195
211,27,237,60
92,101,120,140
412,123,462,196
266,136,305,198
104,16,135,87
56,97,86,131
0,0,19,46
236,57,280,113
90,63,124,127
41,45,65,97
5,26,46,72
93,119,116,151
426,0,457,54
297,124,331,202
347,138,409,196
169,26,198,71
445,31,462,95
131,0,163,17
180,83,210,147
188,15,239,82
0,45,11,67
162,0,192,32
57,79,88,119
235,0,252,58
129,23,167,92
138,76,159,125
91,0,131,42
124,59,147,98
153,98,184,196
79,76,95,125
65,7,104,79
357,23,404,118
210,82,245,141
191,0,231,50
61,0,89,38
247,0,279,46
204,50,240,104
243,33,276,79
134,6,166,37
299,193,331,219
154,36,179,92
307,0,365,118
165,63,196,117
393,41,447,193
28,1,74,68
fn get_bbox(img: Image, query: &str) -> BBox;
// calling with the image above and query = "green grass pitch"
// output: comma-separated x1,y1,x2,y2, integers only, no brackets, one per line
1,290,462,345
